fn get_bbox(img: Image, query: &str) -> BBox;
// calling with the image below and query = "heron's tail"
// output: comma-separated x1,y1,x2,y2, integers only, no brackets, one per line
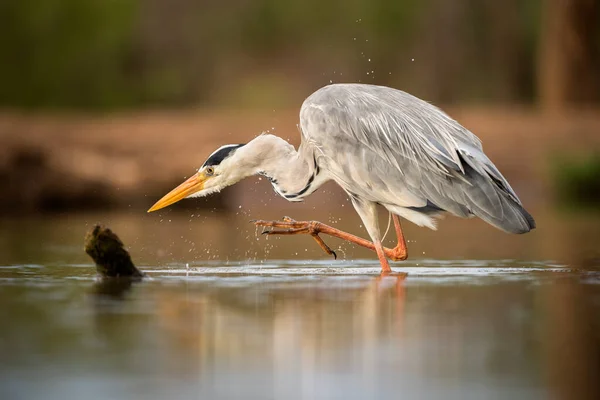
458,155,536,234
470,190,536,234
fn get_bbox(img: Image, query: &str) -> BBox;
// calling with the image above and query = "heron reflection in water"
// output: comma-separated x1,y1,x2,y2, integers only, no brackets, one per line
148,84,535,273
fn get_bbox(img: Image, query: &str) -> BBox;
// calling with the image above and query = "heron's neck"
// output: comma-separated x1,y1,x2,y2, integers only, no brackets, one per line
245,134,322,201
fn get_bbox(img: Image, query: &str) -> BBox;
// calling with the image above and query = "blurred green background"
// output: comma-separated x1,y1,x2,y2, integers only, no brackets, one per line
1,0,598,110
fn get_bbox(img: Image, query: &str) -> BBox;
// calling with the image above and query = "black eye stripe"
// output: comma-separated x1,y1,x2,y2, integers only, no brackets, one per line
202,144,245,167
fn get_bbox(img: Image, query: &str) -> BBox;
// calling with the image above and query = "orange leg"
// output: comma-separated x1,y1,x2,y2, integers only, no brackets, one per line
389,214,407,261
253,215,408,271
374,240,392,273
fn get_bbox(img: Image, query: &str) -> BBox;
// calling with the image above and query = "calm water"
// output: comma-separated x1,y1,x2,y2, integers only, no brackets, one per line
1,209,599,400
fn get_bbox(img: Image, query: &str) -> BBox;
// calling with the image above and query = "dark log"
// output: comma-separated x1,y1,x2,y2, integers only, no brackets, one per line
84,225,144,278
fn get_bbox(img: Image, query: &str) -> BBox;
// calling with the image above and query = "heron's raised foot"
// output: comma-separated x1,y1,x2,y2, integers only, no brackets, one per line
252,218,337,259
252,216,409,272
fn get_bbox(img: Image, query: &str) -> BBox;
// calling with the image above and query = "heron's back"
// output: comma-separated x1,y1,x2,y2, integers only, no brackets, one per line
299,84,535,234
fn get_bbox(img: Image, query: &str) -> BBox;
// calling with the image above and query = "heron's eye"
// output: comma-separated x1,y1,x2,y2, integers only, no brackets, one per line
205,167,215,176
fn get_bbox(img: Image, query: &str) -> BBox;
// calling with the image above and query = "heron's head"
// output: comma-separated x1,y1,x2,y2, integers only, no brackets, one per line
148,144,247,212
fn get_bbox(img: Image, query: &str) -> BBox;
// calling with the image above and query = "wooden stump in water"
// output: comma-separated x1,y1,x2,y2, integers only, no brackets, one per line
84,225,144,278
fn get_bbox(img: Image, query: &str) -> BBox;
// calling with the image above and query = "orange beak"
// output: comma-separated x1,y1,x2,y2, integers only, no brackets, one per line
147,172,207,212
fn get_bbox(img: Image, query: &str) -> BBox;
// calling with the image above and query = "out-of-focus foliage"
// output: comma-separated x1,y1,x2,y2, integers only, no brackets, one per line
0,0,138,109
553,154,600,210
2,0,597,111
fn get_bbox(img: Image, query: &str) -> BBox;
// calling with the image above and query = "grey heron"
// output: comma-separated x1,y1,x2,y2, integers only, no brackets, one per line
148,84,535,273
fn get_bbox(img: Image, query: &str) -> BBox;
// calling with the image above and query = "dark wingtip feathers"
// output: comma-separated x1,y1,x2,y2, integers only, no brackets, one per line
472,194,536,235
510,203,536,234
454,152,536,235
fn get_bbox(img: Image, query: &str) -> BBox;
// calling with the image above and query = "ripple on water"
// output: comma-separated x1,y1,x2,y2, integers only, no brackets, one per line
148,258,566,274
0,259,590,287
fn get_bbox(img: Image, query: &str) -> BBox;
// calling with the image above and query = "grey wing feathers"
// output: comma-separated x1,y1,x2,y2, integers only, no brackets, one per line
300,84,535,234
454,149,535,233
